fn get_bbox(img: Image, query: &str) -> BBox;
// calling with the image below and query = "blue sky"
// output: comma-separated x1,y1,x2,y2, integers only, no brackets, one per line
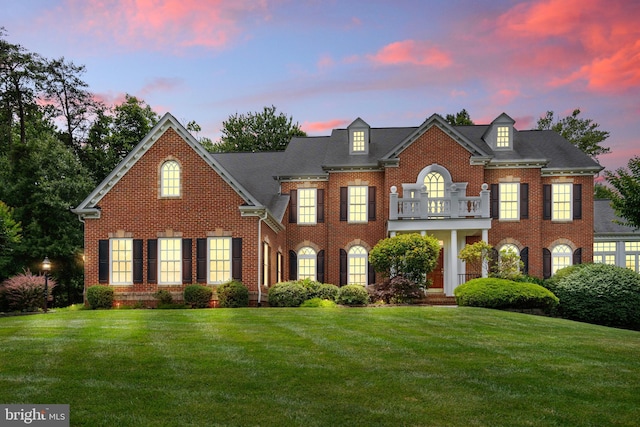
5,0,639,173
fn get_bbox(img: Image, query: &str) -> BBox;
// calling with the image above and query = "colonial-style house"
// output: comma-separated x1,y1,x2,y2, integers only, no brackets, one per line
73,111,607,306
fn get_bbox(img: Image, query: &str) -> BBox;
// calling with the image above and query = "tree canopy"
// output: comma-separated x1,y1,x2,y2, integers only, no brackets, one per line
536,109,610,159
445,109,474,126
605,156,640,230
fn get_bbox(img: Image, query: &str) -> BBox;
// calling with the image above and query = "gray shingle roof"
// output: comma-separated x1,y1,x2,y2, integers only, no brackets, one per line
594,199,638,234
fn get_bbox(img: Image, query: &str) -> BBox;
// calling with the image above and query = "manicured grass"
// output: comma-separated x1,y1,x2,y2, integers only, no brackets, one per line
1,307,639,426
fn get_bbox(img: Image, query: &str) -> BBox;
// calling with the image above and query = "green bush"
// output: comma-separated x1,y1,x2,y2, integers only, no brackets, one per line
454,278,559,311
336,284,370,306
86,285,114,309
217,280,249,308
301,279,338,301
268,281,308,307
153,289,173,305
553,263,640,330
183,284,213,308
543,264,589,294
300,297,337,308
369,275,423,304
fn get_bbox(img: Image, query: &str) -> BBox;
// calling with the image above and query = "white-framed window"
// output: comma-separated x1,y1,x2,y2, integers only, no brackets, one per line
298,247,316,281
348,246,368,285
594,242,616,265
209,237,232,284
625,241,640,272
161,160,181,197
424,172,445,198
552,183,572,221
552,244,572,275
298,188,316,224
263,241,270,287
497,126,510,148
110,238,132,285
499,183,519,220
352,131,365,152
348,186,367,223
276,252,283,284
159,238,181,284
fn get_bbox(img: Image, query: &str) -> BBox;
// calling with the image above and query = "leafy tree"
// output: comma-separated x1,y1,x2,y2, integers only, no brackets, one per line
369,233,440,288
605,156,640,230
594,183,616,199
213,105,306,152
445,108,474,126
0,201,22,278
458,240,492,277
494,248,523,280
536,109,610,158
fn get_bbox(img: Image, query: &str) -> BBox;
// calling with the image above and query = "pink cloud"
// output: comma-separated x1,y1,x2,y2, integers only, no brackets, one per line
491,88,521,106
317,54,335,70
140,78,183,96
369,40,453,68
301,119,350,134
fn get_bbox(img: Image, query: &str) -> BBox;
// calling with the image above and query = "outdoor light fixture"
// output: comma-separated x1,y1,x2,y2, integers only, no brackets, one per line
42,256,51,313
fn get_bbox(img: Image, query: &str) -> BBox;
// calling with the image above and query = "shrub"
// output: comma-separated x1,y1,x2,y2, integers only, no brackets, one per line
183,284,213,308
300,298,337,308
86,285,114,309
1,269,56,312
542,264,589,294
301,279,338,301
454,278,559,311
553,263,640,330
217,280,249,308
153,289,174,305
336,284,370,306
369,275,423,304
268,281,308,307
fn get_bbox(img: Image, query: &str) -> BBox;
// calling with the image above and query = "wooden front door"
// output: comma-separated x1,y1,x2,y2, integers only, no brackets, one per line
427,248,444,290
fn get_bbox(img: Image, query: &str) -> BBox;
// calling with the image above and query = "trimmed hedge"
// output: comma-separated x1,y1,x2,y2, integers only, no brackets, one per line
86,285,114,309
455,278,559,311
300,298,337,308
268,281,308,307
183,284,213,308
336,285,370,306
217,280,249,308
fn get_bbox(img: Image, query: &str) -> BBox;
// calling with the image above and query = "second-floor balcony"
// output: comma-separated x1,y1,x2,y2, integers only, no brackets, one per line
389,183,491,220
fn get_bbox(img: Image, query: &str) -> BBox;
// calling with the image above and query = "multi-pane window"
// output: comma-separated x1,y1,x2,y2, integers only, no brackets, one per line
276,252,283,284
551,244,572,275
352,131,365,152
263,242,270,287
298,188,316,224
348,186,367,223
625,241,640,272
424,172,445,198
594,242,616,265
161,160,181,197
348,246,368,285
496,126,510,148
110,238,132,285
499,183,519,220
552,183,572,221
209,237,231,284
298,247,316,281
159,238,181,284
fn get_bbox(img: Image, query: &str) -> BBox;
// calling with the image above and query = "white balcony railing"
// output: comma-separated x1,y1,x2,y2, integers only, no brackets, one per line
389,183,490,220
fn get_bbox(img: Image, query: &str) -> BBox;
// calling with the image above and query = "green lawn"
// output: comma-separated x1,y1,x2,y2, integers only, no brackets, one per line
1,306,639,426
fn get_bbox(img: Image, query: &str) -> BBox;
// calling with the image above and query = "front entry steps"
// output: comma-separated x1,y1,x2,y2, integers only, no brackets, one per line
425,292,457,306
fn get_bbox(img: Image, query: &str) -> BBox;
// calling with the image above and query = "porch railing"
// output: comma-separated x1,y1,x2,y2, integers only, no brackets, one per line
389,183,490,220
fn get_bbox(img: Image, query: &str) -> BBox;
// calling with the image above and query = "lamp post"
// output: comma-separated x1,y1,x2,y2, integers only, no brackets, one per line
42,256,51,313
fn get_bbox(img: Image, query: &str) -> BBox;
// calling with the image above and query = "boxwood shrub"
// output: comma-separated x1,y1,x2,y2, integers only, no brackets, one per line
86,285,114,309
268,281,308,307
183,284,213,308
300,297,337,308
217,280,249,308
336,284,370,306
553,263,640,330
302,279,339,301
454,278,558,311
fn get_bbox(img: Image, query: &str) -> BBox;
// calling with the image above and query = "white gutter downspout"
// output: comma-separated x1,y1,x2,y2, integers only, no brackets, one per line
257,211,268,306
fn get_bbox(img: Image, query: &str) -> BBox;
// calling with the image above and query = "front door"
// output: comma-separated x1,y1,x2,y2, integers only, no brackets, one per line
427,248,444,290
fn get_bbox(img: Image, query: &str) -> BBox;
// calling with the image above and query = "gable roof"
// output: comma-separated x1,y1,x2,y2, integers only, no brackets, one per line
594,199,639,235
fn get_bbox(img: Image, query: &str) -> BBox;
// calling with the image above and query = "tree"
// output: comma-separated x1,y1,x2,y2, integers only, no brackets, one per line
458,241,492,277
605,156,640,230
0,201,21,278
445,108,474,126
594,183,616,199
368,233,440,288
214,105,306,152
536,109,610,158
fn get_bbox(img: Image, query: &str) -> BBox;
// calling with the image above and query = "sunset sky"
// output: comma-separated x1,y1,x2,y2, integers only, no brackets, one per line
5,0,639,173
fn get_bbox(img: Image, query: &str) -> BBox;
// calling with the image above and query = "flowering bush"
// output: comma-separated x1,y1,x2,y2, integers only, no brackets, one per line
0,269,56,312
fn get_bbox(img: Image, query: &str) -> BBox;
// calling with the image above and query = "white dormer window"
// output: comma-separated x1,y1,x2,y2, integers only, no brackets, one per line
348,118,370,155
352,131,366,152
497,126,510,148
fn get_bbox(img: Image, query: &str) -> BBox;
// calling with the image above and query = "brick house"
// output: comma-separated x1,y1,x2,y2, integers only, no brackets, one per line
72,112,604,306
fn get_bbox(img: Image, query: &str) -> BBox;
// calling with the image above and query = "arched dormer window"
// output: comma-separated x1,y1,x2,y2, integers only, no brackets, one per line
161,160,181,197
424,171,445,198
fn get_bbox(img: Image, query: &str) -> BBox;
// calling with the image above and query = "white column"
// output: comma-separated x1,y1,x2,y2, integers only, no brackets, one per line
448,229,458,296
482,228,489,278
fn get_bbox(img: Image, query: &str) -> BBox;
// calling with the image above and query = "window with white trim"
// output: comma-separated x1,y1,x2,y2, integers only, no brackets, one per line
594,242,616,265
263,242,270,287
424,172,445,198
298,247,316,281
348,186,367,223
552,183,572,221
496,126,510,148
209,237,231,284
161,160,181,197
625,241,640,272
159,238,181,284
352,131,365,152
276,252,283,283
348,246,368,285
110,238,132,285
551,244,572,274
499,183,519,220
298,188,316,224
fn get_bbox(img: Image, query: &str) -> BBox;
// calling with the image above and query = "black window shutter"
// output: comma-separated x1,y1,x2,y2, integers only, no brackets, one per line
317,250,325,282
289,250,297,280
489,248,499,275
520,183,529,219
520,247,529,275
196,238,207,283
368,186,377,221
317,189,325,223
289,189,297,223
340,187,348,221
232,238,242,281
573,247,582,265
182,238,192,284
543,184,552,220
147,239,157,283
573,184,582,220
133,239,143,283
543,248,551,279
98,240,109,283
339,249,347,286
368,261,376,285
490,184,499,219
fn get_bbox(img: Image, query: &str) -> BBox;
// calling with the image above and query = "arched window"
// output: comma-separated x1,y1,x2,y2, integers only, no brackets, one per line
298,247,316,281
552,244,572,274
161,160,181,197
424,172,445,198
348,246,368,285
499,243,520,274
